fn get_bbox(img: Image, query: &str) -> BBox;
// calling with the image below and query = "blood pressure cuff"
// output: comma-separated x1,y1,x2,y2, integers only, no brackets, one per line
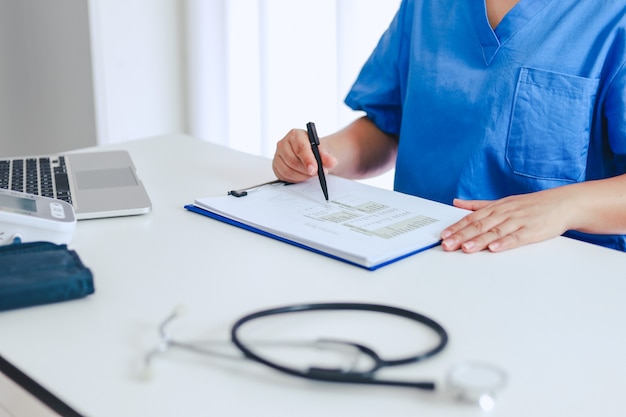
0,241,94,312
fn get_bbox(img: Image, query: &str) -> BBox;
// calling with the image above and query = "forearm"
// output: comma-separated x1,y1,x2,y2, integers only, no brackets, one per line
322,116,398,179
565,174,626,235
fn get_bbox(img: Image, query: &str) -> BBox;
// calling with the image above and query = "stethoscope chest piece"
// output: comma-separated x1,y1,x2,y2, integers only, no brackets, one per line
446,362,507,411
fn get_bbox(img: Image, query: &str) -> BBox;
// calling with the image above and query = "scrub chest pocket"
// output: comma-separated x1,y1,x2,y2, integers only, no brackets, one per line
506,67,600,182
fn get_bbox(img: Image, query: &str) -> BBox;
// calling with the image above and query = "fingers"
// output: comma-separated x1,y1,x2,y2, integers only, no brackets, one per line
272,128,338,183
441,210,525,253
321,150,338,174
272,129,318,183
441,200,493,251
441,199,531,253
452,198,491,211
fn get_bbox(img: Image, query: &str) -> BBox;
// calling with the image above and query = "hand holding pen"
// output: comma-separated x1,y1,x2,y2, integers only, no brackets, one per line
271,123,337,197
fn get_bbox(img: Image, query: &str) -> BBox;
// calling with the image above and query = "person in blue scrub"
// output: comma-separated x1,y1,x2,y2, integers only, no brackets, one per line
272,0,626,253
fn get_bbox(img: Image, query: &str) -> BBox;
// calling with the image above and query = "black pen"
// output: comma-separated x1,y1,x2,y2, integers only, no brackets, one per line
306,122,329,201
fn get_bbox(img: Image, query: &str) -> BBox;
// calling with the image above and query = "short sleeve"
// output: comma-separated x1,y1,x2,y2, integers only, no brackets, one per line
344,0,411,136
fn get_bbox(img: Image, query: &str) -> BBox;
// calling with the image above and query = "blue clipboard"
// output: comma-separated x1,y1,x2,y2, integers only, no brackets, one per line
184,204,439,271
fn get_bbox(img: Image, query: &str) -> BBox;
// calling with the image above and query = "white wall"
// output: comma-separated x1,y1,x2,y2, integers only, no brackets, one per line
0,0,97,157
88,0,186,145
0,0,186,157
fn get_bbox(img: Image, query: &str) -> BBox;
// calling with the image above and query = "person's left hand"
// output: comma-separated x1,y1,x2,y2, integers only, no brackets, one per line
439,189,574,253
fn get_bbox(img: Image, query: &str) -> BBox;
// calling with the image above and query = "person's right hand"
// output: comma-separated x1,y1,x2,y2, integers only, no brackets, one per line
272,128,338,183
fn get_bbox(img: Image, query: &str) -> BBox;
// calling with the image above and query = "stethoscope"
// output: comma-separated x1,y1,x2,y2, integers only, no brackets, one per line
144,302,507,410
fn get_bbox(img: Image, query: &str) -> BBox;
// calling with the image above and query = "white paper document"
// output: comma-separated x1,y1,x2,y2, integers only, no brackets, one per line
188,176,469,270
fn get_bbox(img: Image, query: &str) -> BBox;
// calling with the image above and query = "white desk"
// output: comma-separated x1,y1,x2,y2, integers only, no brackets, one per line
1,134,625,417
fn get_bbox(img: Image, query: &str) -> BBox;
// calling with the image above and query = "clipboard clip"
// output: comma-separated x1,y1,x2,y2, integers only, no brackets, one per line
228,179,289,197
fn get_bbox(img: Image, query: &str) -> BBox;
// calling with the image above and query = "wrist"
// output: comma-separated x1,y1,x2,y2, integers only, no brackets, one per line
560,178,626,234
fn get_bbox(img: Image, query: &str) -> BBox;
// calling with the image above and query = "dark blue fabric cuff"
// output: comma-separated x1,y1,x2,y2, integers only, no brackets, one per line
0,241,94,312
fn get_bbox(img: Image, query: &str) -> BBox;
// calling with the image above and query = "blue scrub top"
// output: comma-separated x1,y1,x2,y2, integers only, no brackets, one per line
345,0,626,251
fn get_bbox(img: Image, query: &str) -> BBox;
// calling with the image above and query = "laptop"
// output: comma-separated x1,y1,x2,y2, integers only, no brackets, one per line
0,150,152,220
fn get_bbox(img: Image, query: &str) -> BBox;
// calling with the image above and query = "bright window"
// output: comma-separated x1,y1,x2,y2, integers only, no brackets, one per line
185,0,401,161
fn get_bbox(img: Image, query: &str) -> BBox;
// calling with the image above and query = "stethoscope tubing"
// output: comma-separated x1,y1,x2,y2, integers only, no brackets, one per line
230,302,448,390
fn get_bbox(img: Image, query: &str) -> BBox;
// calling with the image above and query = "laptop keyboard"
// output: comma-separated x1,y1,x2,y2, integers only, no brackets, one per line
0,156,73,204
